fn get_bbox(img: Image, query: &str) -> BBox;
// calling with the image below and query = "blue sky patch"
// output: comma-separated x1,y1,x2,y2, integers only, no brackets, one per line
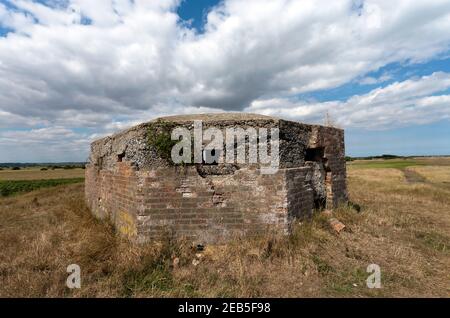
177,0,221,32
346,120,450,157
295,56,450,103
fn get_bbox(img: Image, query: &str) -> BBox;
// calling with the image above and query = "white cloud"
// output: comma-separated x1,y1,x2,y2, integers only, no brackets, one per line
359,72,392,85
1,0,450,160
245,72,450,129
0,126,91,162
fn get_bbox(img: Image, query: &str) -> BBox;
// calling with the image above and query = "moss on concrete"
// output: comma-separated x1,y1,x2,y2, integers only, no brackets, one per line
147,120,177,161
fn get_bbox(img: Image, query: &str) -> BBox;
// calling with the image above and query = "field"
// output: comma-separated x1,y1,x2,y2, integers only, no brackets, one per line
0,168,85,197
0,158,449,297
0,167,85,181
0,178,85,197
348,156,450,168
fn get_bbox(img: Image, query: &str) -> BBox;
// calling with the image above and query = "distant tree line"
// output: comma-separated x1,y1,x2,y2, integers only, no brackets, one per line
345,154,419,161
0,163,87,170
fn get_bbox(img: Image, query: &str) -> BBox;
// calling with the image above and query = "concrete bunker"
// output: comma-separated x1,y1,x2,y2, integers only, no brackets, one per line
85,113,348,244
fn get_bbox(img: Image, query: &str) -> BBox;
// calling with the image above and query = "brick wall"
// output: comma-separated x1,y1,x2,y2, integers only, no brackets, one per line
86,162,316,244
285,167,314,221
86,162,139,237
308,125,348,208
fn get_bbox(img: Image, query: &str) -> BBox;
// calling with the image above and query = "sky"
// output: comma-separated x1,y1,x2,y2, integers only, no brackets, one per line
0,0,449,162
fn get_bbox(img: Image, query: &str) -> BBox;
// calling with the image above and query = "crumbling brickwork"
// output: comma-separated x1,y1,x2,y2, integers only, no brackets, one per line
85,113,347,243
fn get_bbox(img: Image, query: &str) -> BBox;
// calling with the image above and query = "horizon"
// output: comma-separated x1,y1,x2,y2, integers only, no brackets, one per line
1,0,450,161
2,154,450,165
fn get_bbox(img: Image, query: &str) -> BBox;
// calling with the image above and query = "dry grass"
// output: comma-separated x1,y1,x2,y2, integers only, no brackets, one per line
0,168,85,181
0,159,449,297
410,166,450,185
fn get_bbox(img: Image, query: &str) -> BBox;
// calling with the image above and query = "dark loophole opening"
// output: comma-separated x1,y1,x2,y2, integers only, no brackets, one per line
305,147,327,210
314,198,327,210
117,153,125,162
305,147,325,162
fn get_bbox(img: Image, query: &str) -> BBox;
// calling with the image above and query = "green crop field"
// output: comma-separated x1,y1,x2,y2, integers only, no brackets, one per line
347,159,424,169
0,178,85,197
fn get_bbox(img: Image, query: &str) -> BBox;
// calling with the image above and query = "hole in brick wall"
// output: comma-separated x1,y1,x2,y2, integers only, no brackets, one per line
117,153,125,162
195,164,239,177
324,158,330,172
305,147,328,210
194,244,205,251
325,171,333,209
305,147,324,161
97,157,104,170
212,192,226,207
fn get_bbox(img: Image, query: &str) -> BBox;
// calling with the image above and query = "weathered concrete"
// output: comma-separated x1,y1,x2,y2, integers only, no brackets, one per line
85,113,348,243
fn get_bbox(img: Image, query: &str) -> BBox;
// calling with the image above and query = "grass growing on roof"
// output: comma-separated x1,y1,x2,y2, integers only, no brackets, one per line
147,120,178,161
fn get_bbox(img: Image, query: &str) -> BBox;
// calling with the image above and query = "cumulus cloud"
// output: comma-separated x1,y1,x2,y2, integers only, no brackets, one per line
0,126,91,162
1,0,450,160
245,72,450,129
